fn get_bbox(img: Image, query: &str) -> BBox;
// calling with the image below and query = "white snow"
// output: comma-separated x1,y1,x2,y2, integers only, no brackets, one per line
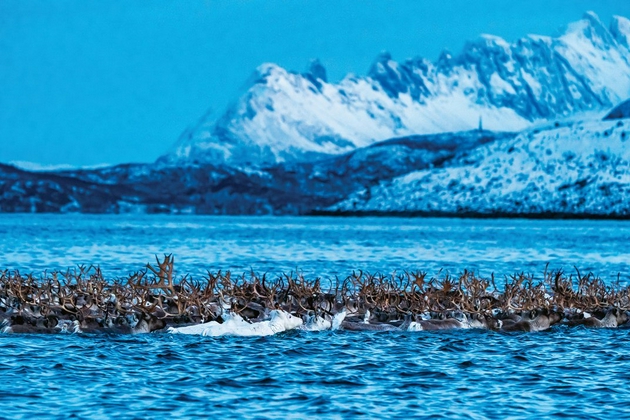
160,13,630,168
490,73,517,95
559,13,630,101
520,71,542,97
332,118,630,215
611,15,630,49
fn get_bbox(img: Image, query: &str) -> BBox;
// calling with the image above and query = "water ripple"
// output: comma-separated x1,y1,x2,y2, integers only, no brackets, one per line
1,215,630,417
2,214,630,280
7,329,629,417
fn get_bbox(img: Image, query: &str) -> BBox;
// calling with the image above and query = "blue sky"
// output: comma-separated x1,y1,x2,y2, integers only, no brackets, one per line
1,1,630,167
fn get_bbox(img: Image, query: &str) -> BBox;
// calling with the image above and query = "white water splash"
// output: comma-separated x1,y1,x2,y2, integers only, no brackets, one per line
331,309,347,331
168,309,303,337
407,322,424,332
300,313,333,331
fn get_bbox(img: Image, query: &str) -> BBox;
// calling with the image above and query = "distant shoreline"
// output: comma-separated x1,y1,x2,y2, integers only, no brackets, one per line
308,210,630,221
2,210,630,221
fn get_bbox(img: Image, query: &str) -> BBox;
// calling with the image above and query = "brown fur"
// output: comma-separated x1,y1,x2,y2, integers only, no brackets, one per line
569,308,628,328
415,319,465,331
340,320,398,332
501,309,562,332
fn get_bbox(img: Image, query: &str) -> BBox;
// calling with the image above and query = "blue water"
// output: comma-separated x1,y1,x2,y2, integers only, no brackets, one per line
2,214,630,418
1,214,630,280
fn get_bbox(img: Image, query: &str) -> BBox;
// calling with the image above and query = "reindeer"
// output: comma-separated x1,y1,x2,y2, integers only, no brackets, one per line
568,307,628,328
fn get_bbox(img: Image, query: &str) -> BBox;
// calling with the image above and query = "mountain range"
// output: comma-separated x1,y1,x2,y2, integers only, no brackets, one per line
2,12,630,218
161,11,630,167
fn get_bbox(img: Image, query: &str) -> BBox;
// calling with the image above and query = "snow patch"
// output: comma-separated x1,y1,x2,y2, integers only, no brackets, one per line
332,118,630,215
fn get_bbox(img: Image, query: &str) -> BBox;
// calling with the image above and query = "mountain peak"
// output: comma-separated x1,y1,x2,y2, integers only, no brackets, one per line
374,50,393,62
583,10,603,25
250,62,288,85
563,11,615,48
305,59,327,82
478,34,511,48
162,13,630,168
610,15,630,49
303,59,328,91
458,33,513,73
368,51,409,98
367,50,396,77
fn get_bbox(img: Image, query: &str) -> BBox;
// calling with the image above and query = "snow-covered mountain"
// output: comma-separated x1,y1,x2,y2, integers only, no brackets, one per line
3,12,630,218
2,104,629,217
160,12,630,168
0,130,516,214
331,116,630,216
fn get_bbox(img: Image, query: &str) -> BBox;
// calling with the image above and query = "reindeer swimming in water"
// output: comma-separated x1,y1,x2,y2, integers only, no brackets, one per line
500,309,562,332
568,307,628,329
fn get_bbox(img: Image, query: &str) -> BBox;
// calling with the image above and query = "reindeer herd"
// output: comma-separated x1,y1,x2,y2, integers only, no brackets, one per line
1,255,629,335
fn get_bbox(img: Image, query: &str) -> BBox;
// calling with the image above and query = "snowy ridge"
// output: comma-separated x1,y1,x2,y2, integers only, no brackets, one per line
331,117,630,216
161,12,630,167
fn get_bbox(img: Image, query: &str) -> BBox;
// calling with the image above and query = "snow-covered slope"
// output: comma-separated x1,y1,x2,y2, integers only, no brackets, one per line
2,108,630,217
160,12,630,167
331,117,630,216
